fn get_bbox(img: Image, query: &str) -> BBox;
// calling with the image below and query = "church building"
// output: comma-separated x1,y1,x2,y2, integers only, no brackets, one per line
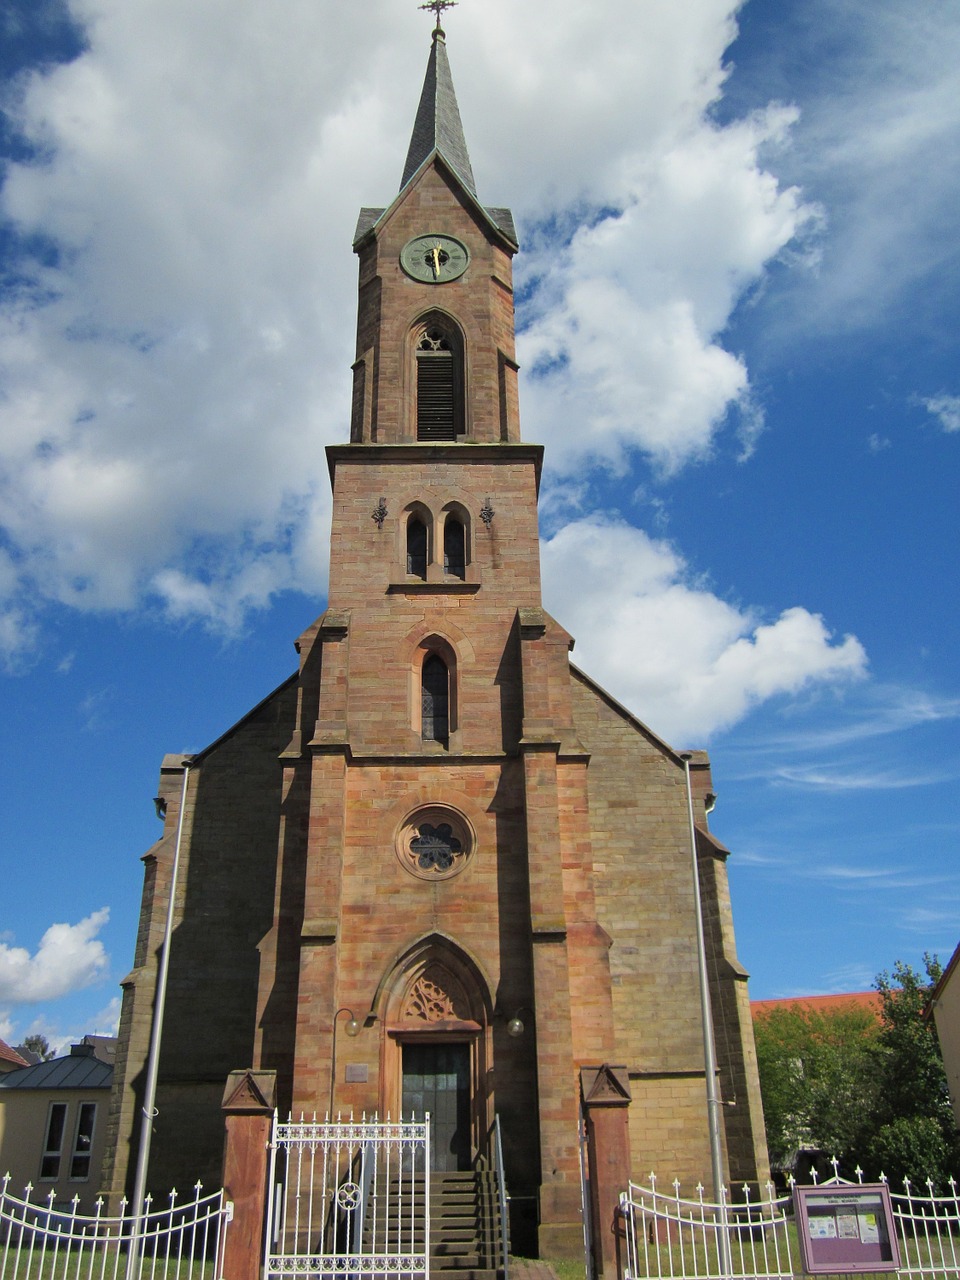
102,18,769,1263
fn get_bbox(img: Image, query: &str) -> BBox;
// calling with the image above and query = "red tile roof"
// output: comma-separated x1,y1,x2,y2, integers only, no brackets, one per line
0,1039,29,1069
752,991,882,1019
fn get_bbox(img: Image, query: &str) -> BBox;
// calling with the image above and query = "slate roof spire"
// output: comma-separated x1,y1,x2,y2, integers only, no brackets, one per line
400,23,477,197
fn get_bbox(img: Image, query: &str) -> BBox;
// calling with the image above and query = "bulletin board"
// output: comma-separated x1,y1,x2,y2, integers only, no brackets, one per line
793,1183,900,1274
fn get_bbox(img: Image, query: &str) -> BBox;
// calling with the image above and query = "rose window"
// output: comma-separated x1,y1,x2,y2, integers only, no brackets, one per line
396,806,474,881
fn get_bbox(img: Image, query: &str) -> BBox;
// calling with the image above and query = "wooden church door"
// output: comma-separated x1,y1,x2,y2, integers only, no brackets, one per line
401,1042,471,1171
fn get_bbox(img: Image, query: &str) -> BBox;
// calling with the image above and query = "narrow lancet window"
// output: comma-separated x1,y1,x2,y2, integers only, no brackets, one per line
421,654,449,744
407,517,427,578
444,517,465,578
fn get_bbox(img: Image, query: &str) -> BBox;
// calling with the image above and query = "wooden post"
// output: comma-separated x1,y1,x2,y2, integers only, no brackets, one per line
220,1070,277,1280
581,1065,632,1280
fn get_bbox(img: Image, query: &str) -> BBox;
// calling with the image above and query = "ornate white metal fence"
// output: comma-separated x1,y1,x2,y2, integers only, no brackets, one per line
620,1170,960,1280
264,1113,430,1280
620,1174,794,1280
0,1175,231,1280
891,1176,960,1280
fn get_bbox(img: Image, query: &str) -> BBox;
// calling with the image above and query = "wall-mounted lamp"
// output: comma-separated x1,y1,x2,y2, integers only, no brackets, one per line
330,1006,365,1117
372,497,388,528
505,1006,534,1038
154,796,167,820
480,498,495,528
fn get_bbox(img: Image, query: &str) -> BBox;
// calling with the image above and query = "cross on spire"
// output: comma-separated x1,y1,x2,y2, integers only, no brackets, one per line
419,0,457,33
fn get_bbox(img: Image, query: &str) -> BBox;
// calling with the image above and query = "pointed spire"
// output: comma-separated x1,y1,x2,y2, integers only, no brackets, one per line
400,26,477,197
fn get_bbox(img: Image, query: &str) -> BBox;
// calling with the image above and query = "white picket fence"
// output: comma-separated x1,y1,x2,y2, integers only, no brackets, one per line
264,1113,431,1279
0,1175,231,1280
620,1168,960,1280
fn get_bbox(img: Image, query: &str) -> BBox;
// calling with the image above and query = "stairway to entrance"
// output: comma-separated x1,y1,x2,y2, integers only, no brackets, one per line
364,1168,508,1279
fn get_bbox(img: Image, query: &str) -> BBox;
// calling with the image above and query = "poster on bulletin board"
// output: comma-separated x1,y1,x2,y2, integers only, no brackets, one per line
793,1184,900,1274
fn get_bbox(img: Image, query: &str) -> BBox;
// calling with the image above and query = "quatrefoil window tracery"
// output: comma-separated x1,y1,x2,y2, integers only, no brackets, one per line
410,823,462,871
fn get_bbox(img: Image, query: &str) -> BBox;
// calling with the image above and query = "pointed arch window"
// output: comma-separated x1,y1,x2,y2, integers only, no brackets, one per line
421,654,449,745
443,516,465,579
415,319,464,441
407,516,427,578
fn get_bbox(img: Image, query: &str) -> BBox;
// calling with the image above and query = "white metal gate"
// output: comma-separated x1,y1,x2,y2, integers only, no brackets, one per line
265,1113,431,1279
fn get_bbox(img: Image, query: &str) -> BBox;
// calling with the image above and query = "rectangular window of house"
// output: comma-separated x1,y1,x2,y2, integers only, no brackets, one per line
70,1102,97,1180
41,1102,68,1180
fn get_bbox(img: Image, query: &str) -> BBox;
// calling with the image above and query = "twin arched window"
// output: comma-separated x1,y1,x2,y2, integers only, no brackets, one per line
443,517,465,579
405,509,467,581
407,517,427,578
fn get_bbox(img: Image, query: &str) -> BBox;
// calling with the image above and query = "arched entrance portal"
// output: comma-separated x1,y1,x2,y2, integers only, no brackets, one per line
376,937,493,1171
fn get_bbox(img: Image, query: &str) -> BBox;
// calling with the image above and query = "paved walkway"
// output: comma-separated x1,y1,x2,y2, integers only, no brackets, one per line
509,1260,563,1280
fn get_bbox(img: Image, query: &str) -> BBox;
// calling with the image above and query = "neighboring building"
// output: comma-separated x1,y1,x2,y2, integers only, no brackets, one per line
101,24,769,1258
752,992,882,1021
0,1039,29,1074
928,941,960,1129
0,1040,114,1212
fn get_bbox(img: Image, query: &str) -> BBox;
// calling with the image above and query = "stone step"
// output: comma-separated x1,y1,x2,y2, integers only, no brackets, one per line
361,1167,506,1276
430,1267,497,1279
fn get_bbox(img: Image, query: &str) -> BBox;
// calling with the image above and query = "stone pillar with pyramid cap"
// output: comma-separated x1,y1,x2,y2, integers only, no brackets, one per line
220,1071,277,1280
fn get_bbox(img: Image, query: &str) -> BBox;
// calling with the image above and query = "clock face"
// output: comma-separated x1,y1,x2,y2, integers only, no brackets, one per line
400,233,470,283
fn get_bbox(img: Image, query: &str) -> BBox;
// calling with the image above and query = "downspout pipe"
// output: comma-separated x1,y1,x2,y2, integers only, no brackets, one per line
680,754,727,1209
127,759,191,1277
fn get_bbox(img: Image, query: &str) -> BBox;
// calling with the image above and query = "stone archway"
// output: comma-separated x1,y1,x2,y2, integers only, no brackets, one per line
375,936,493,1168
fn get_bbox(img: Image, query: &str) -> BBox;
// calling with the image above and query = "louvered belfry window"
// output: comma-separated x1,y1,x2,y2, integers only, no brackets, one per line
417,326,461,440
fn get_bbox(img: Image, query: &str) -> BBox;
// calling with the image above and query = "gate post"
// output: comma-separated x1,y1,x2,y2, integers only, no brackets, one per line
221,1070,278,1280
581,1066,632,1280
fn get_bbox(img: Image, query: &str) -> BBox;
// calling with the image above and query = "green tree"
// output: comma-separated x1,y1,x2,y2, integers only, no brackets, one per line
754,957,960,1188
20,1032,55,1061
753,1003,879,1172
863,955,958,1187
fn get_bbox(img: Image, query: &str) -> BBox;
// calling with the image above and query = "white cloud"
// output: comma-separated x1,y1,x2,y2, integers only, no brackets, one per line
771,765,954,792
518,104,813,476
541,515,866,743
0,909,110,1004
90,996,122,1036
0,0,817,654
922,395,960,434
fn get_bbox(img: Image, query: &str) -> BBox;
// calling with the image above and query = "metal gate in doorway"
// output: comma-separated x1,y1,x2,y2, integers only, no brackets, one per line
264,1112,431,1279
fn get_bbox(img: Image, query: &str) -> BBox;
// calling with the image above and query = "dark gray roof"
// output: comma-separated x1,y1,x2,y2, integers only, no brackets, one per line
81,1034,117,1065
400,30,476,197
0,1049,113,1091
484,207,518,246
355,208,385,242
354,203,517,250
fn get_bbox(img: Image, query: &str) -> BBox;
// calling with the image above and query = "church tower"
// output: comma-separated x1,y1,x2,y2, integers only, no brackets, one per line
103,20,769,1267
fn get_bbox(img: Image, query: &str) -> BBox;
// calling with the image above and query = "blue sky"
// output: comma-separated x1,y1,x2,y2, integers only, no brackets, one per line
0,0,958,1052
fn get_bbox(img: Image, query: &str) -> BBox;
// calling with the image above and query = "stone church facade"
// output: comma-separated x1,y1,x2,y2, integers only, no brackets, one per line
102,26,768,1260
